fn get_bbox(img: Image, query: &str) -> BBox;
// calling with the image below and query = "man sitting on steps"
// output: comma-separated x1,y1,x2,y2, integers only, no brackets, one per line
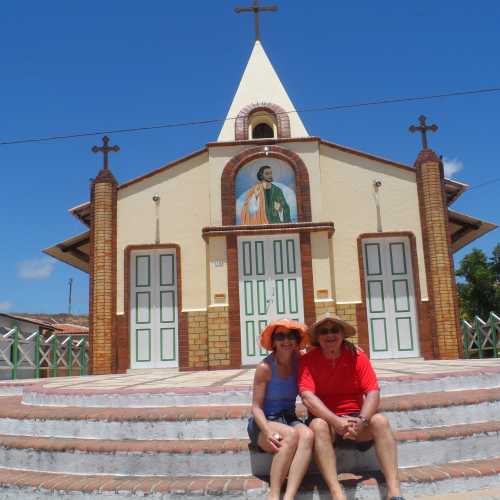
298,314,405,500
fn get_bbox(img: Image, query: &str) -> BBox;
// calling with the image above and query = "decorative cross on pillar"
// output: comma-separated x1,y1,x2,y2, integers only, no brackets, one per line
409,115,438,150
234,0,278,41
91,136,120,170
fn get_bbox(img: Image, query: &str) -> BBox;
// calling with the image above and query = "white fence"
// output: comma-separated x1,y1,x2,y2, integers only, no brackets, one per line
0,325,88,380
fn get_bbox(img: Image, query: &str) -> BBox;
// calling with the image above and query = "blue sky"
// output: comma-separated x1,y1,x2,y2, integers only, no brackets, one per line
0,1,498,314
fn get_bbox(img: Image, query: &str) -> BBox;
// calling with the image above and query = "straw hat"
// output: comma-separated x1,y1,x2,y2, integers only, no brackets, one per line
259,319,309,351
308,313,356,347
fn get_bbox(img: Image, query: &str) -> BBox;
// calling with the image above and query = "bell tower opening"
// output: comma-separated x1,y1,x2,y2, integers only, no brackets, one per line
249,111,277,139
252,122,274,139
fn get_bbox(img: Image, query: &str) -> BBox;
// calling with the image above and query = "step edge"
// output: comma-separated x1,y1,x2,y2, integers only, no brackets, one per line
0,421,499,453
6,387,500,421
0,457,499,493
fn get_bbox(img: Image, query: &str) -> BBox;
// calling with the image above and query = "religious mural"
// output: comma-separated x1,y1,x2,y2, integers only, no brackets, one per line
235,159,297,225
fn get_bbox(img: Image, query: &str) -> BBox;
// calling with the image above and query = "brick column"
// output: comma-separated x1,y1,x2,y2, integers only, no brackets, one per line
89,168,117,374
416,149,462,359
207,306,230,369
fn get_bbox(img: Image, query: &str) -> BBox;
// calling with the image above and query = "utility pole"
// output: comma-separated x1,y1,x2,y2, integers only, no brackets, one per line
68,278,73,315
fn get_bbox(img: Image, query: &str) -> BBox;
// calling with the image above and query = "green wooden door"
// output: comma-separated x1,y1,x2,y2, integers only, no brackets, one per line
363,237,420,359
238,234,303,365
130,250,178,368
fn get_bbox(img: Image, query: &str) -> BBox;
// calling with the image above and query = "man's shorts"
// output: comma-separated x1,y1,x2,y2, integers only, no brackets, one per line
247,410,303,449
306,413,374,452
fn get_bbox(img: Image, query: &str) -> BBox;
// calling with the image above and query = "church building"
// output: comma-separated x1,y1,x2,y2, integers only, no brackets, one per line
44,38,496,374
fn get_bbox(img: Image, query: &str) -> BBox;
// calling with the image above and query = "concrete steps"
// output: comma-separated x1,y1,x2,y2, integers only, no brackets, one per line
20,366,500,407
0,380,37,396
0,366,498,497
0,387,499,440
0,457,499,499
0,420,499,476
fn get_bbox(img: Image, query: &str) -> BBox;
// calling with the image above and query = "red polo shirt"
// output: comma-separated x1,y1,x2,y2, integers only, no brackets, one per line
298,346,379,416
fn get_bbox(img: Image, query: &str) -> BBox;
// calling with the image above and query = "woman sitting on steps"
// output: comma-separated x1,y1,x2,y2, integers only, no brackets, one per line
247,319,314,500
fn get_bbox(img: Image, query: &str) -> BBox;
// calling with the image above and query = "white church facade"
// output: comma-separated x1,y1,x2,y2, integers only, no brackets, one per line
45,41,496,374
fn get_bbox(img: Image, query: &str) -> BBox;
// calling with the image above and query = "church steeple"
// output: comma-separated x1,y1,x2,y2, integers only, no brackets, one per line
217,41,309,142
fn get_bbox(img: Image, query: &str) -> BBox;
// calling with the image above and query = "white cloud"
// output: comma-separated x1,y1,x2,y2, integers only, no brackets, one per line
0,301,13,311
443,157,464,179
17,257,55,280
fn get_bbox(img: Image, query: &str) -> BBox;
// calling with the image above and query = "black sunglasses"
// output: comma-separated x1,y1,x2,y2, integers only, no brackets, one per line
318,325,342,335
273,330,300,342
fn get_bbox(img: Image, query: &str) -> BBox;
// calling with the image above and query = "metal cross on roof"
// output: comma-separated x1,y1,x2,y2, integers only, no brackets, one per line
91,136,120,170
234,0,278,41
409,115,438,150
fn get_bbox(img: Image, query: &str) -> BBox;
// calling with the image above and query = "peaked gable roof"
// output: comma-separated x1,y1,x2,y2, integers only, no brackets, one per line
217,41,308,141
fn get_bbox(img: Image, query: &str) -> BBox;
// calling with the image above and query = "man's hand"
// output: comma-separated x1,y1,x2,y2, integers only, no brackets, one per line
262,428,282,453
333,416,355,437
343,416,366,440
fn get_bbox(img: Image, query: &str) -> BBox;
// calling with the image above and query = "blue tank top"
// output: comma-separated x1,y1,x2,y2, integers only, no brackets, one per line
262,353,298,417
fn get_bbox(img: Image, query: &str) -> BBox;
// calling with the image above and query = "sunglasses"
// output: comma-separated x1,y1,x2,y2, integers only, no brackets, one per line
318,325,342,335
273,331,300,342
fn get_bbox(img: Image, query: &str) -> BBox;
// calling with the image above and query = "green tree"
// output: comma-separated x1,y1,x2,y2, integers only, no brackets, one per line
456,243,500,320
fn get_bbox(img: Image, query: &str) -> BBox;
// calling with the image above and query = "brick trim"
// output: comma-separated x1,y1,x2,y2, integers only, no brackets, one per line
235,102,291,141
202,222,334,240
111,185,118,372
226,235,241,367
221,145,312,226
226,229,315,368
300,232,316,328
123,244,187,371
94,168,118,184
88,190,95,373
415,148,440,165
356,232,432,359
209,136,320,148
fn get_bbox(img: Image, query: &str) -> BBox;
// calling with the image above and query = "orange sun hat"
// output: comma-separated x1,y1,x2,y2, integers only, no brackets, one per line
259,319,309,351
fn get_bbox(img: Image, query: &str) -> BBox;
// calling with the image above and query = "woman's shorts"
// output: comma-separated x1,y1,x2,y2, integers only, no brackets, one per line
247,411,303,449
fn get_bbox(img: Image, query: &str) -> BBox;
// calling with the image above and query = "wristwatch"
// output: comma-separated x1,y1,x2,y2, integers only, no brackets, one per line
359,416,370,426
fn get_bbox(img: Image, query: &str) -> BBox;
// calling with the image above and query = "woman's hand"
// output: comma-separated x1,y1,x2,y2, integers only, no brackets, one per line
262,428,282,452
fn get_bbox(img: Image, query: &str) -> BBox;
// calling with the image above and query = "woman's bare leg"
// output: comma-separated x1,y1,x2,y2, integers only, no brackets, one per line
283,424,314,500
257,421,299,500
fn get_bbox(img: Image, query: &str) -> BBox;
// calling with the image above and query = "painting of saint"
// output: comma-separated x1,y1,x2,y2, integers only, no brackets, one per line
236,160,297,225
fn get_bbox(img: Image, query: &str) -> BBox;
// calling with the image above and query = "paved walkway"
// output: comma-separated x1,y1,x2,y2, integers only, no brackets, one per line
415,486,500,499
2,358,498,393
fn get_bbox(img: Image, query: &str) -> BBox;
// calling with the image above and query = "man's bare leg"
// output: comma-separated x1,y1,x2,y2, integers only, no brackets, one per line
355,413,402,499
309,418,346,500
